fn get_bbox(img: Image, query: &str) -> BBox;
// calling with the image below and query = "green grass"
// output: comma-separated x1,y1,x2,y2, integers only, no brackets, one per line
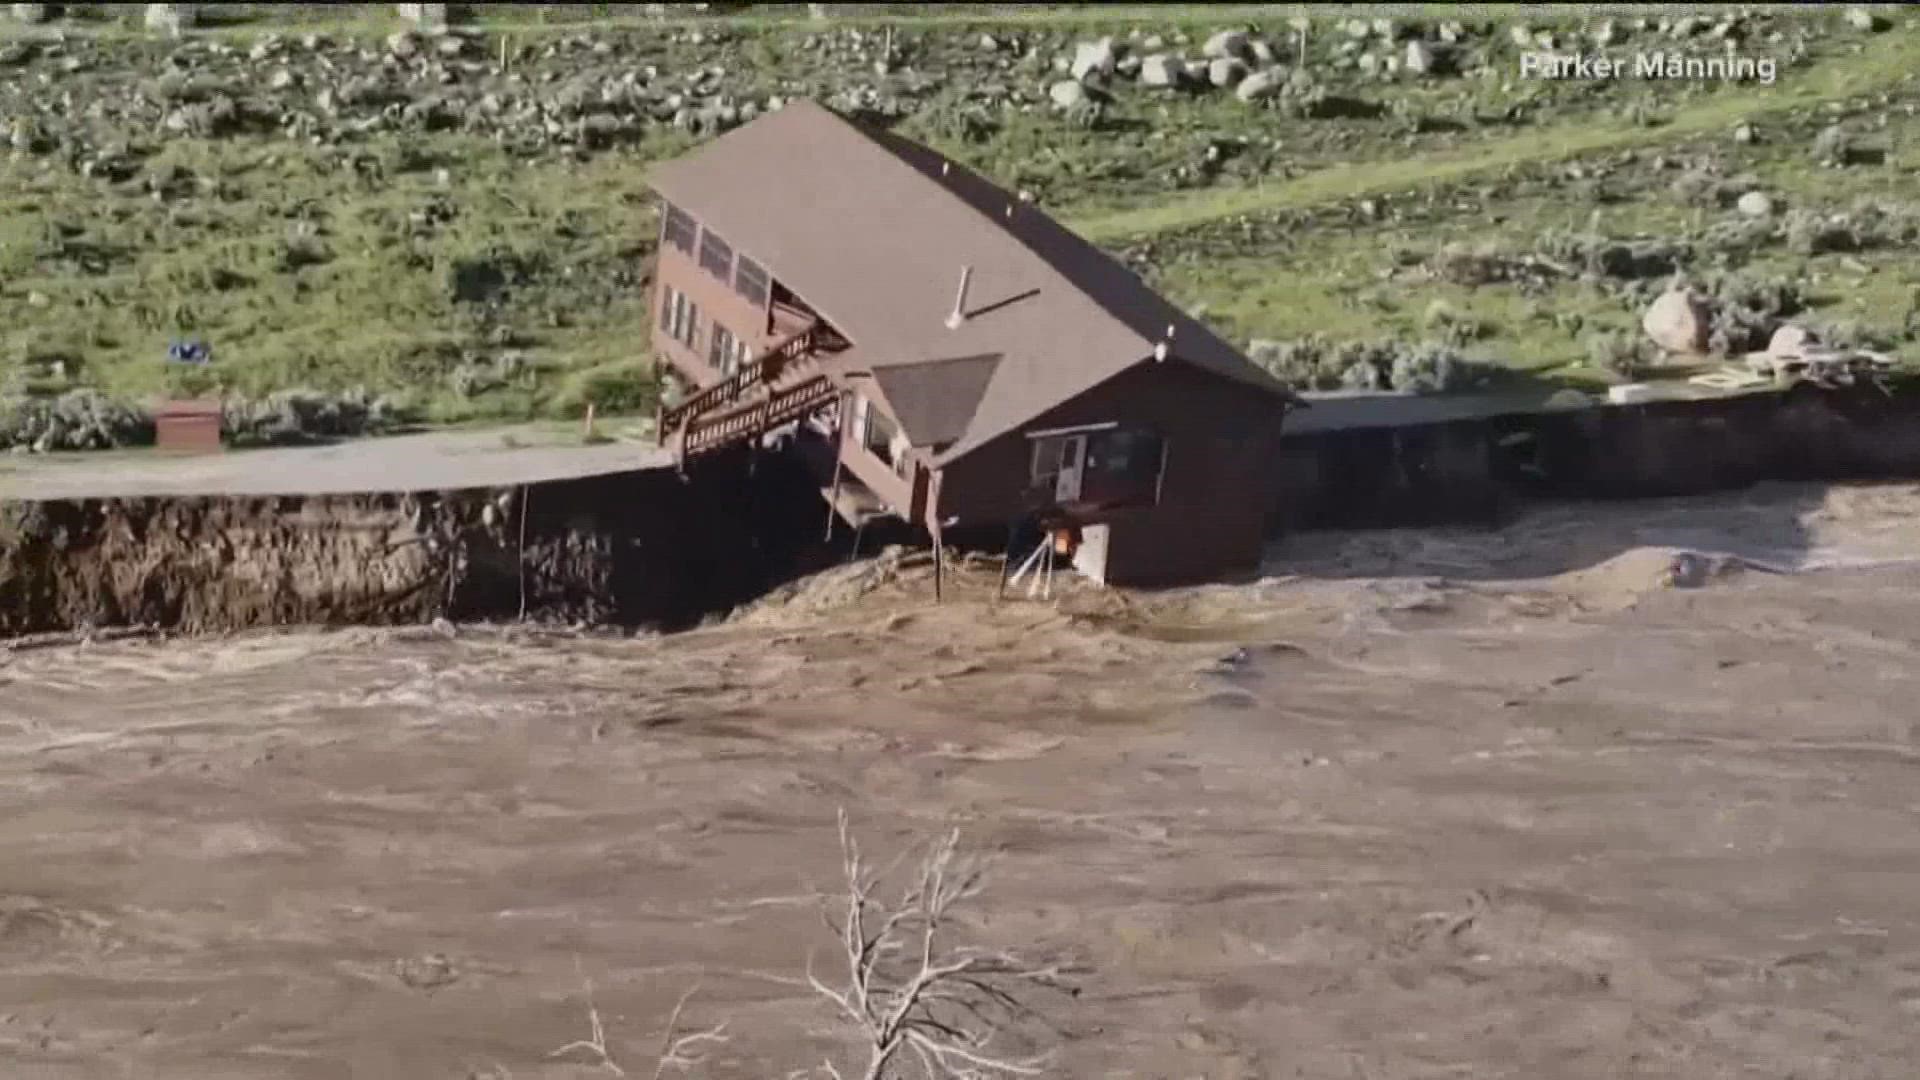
1067,28,1920,242
2,5,1915,426
0,133,690,420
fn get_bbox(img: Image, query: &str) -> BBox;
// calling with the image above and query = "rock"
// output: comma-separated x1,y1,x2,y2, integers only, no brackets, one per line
1812,123,1856,166
1235,68,1283,102
145,3,195,35
1736,190,1774,217
1509,24,1534,48
1202,29,1250,61
25,289,49,308
978,32,999,51
1047,79,1089,110
1591,19,1619,46
1070,37,1117,83
387,29,420,57
10,3,49,23
395,2,450,27
1249,39,1276,65
1642,287,1714,355
266,67,297,90
1139,53,1183,88
1665,552,1711,589
1182,59,1210,83
1207,57,1248,88
1404,39,1436,75
1769,324,1819,357
1845,7,1887,32
1732,122,1757,144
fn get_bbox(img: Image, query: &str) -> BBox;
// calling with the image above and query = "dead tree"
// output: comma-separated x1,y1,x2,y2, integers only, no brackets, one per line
808,810,1077,1080
548,976,729,1079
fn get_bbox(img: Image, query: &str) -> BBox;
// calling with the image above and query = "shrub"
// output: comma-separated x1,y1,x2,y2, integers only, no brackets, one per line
551,360,657,417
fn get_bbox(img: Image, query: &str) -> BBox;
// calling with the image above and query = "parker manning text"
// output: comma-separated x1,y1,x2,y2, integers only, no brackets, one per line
1520,51,1779,85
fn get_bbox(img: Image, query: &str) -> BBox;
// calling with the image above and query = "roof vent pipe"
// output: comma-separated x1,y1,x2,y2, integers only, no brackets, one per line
945,266,973,330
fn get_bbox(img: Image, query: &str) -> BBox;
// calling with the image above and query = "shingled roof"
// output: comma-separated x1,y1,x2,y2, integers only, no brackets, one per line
646,99,1294,464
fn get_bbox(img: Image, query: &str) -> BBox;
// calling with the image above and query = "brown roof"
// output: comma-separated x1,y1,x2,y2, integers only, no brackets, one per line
646,99,1294,465
864,353,1002,450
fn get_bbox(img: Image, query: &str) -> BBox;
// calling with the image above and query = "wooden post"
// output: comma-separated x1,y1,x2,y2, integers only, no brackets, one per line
929,469,945,604
583,402,596,439
824,391,849,541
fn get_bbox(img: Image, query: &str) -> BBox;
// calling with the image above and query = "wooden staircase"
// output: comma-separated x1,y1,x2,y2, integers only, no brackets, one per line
656,319,841,466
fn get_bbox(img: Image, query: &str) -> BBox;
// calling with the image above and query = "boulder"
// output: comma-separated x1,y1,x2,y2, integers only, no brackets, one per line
1735,190,1774,218
1048,79,1089,110
1208,57,1248,87
1768,323,1819,357
1642,287,1714,355
1182,59,1211,83
395,2,449,26
1139,53,1183,87
144,3,195,35
1202,29,1251,60
1070,37,1118,83
1235,68,1283,102
1845,7,1887,32
1404,39,1437,75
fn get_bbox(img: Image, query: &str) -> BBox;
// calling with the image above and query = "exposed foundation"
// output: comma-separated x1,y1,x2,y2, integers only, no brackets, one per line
4,383,1920,636
0,448,828,637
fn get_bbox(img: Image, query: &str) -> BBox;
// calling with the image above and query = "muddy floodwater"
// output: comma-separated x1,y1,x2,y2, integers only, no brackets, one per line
4,481,1920,1078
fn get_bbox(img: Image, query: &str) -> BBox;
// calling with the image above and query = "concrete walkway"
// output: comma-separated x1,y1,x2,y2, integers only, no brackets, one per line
0,427,675,500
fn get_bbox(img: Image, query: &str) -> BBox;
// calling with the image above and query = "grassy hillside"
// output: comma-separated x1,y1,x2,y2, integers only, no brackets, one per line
0,3,1915,444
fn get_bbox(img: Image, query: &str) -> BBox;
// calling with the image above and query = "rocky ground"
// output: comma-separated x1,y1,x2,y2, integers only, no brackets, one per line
1,4,1915,449
4,479,1920,1077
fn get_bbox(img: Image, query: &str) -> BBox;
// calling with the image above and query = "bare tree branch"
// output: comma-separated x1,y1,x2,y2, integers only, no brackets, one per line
808,810,1078,1080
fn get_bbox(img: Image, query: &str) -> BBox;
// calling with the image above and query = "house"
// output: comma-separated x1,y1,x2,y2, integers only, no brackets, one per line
644,99,1298,587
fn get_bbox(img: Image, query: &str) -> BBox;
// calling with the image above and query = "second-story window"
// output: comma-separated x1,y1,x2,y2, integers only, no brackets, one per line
734,255,770,308
660,202,697,255
698,227,734,282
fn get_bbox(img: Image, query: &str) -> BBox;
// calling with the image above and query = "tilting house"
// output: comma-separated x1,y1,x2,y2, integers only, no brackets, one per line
645,100,1297,587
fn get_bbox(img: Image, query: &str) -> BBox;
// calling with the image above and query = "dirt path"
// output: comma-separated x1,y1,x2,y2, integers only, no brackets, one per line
4,482,1920,1077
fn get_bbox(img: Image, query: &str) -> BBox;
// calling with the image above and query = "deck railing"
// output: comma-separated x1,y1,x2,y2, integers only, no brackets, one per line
682,375,837,459
657,320,818,440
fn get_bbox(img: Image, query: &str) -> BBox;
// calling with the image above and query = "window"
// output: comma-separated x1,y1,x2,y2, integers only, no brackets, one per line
660,284,700,349
1028,426,1165,508
853,394,902,469
698,227,734,282
660,202,697,255
1030,434,1082,485
710,322,749,375
734,255,770,308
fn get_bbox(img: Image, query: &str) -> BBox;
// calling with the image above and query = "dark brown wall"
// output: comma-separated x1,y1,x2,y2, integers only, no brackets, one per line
938,361,1289,586
652,241,773,386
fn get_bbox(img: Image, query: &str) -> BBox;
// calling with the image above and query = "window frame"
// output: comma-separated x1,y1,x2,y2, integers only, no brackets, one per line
710,322,739,374
698,227,734,282
660,202,697,256
734,255,770,308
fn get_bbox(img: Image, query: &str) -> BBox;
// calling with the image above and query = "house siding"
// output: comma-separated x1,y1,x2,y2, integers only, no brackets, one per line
651,237,775,388
831,403,917,515
937,361,1289,587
